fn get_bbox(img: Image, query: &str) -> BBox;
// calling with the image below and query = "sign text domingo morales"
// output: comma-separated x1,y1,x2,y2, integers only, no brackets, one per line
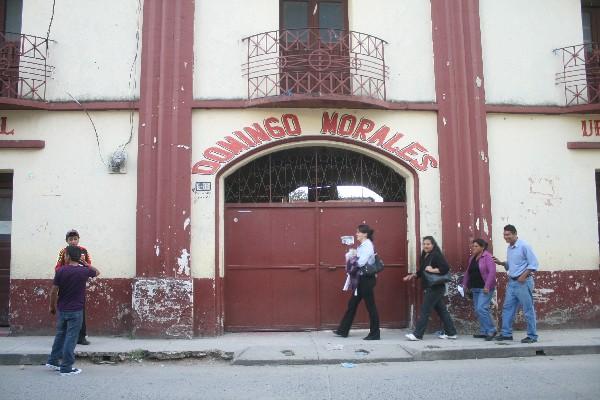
192,112,439,175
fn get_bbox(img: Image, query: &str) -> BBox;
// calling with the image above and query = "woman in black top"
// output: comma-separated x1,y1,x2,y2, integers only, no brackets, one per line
403,236,457,340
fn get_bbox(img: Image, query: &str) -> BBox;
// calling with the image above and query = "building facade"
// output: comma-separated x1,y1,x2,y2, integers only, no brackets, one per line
0,0,598,337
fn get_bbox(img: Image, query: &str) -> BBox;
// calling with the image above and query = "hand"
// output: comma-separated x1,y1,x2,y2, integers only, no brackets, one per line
49,306,56,315
403,273,415,282
492,256,504,266
424,266,435,273
517,274,527,283
483,288,489,294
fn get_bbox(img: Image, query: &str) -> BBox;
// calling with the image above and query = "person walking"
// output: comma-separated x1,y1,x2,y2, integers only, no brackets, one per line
492,224,539,343
404,236,457,341
46,245,100,375
462,238,497,340
334,224,381,340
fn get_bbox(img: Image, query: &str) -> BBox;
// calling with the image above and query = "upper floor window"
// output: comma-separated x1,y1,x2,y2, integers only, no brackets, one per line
281,0,347,32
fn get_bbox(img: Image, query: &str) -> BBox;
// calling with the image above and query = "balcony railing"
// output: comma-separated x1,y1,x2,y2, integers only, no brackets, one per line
0,32,53,101
555,42,600,106
242,28,388,102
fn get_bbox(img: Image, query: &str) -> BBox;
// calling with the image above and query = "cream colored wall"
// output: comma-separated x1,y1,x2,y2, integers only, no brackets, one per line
194,0,435,102
480,0,582,105
0,111,138,279
348,0,435,102
488,114,600,270
21,0,143,101
194,0,277,99
190,109,441,278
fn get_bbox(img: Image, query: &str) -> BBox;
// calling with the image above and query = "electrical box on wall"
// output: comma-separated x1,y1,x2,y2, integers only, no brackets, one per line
108,150,127,174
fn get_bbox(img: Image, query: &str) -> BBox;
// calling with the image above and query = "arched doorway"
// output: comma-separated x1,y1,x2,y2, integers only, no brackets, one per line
223,146,409,331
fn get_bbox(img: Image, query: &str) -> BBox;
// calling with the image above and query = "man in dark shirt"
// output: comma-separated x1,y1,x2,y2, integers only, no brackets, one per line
46,245,99,375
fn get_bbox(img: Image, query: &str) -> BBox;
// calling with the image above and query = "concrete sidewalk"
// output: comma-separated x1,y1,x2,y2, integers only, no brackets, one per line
1,328,599,366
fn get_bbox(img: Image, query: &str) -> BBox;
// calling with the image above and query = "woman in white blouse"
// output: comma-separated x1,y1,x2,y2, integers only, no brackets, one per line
334,224,381,340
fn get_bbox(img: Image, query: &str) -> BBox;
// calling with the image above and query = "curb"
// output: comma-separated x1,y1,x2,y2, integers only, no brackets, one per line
1,344,599,366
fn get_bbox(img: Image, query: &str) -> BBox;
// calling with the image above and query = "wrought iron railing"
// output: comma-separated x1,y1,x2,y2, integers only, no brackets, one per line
0,32,53,101
242,28,388,101
555,42,600,106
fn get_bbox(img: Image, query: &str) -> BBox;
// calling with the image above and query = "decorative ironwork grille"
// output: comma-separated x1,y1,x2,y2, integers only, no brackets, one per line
555,43,600,106
225,147,406,203
0,32,53,101
242,28,388,101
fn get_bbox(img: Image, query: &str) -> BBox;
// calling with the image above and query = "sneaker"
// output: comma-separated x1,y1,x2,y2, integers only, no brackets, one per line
521,337,538,344
473,334,487,339
45,363,60,371
405,333,422,341
60,368,82,376
77,339,91,345
494,335,513,341
438,334,458,339
485,332,497,341
332,330,348,338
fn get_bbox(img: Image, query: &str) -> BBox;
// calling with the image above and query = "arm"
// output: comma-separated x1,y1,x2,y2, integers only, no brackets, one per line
49,285,59,314
88,265,100,278
483,254,496,292
492,255,508,270
518,245,538,282
462,257,472,288
83,247,92,266
55,248,65,271
356,241,374,267
425,253,449,274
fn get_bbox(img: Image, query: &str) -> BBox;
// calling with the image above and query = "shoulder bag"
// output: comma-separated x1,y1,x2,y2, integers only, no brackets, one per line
361,254,384,276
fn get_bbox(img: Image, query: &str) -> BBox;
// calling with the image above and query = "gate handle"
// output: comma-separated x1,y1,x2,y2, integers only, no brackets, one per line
328,266,337,271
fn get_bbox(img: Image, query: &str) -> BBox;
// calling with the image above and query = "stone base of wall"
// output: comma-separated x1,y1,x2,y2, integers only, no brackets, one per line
132,278,193,339
8,269,599,336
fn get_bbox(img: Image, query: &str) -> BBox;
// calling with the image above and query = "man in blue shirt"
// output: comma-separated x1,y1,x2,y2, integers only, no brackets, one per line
492,224,539,343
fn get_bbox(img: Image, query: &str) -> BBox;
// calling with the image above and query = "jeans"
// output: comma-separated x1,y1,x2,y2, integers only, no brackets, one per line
413,284,456,338
471,288,496,335
501,277,537,339
47,310,83,372
337,275,380,337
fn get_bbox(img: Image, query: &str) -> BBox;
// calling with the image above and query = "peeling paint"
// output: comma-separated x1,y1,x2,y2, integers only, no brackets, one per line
183,217,191,231
442,117,447,126
177,249,191,276
176,145,190,150
154,245,160,257
475,76,482,87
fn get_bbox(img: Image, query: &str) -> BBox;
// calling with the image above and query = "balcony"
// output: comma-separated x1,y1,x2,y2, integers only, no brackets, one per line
0,32,53,102
555,43,600,106
242,28,388,106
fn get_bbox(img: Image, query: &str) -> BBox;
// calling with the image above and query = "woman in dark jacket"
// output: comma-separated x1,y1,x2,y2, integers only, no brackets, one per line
462,238,497,340
403,236,457,340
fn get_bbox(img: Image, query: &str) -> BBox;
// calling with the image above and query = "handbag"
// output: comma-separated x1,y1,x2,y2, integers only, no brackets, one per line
422,271,451,286
361,254,384,276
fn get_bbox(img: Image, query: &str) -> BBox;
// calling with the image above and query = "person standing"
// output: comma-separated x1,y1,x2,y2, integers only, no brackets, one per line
404,236,457,341
55,229,93,345
334,224,381,340
47,245,100,375
462,239,497,340
492,224,539,343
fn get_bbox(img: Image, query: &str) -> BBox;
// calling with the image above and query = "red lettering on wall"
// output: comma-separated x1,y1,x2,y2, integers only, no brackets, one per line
192,160,220,175
204,147,234,163
244,123,271,144
233,130,257,147
382,133,405,153
0,117,14,135
338,114,357,136
321,112,339,135
352,118,375,140
581,120,590,136
282,114,302,135
395,142,430,171
367,126,390,147
217,136,249,155
264,117,286,138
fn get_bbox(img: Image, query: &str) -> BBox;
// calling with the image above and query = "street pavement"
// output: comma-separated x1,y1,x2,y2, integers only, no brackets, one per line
1,328,599,366
1,355,599,400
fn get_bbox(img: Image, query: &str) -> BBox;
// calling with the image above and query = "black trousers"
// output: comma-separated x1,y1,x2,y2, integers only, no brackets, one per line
337,275,380,336
413,284,456,338
78,307,87,342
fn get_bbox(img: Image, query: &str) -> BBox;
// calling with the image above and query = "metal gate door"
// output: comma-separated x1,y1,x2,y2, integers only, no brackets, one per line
224,202,408,331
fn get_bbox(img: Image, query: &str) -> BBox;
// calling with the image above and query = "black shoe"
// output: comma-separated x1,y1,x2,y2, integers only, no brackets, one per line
485,332,497,341
363,334,380,340
494,335,513,341
473,334,487,339
77,339,91,345
521,337,538,344
332,330,348,338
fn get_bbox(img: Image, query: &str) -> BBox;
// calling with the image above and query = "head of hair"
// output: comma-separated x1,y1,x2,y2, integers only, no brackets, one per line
472,238,488,250
357,224,374,241
421,235,441,255
503,224,517,234
65,229,79,241
66,245,82,263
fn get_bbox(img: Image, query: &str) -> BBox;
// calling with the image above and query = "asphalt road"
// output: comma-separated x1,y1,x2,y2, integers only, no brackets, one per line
1,355,598,400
